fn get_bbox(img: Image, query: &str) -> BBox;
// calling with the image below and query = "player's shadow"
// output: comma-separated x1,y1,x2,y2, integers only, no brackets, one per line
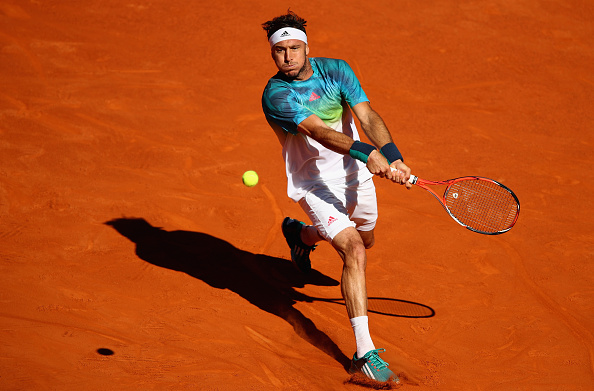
105,217,351,370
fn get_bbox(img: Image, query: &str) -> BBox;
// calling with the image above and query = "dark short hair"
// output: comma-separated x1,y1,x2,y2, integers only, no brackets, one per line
262,10,307,39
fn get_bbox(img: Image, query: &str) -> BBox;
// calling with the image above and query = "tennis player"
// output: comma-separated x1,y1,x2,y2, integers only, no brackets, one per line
261,11,411,384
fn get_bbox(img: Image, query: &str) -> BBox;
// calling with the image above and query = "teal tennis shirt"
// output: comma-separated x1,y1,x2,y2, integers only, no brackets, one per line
262,57,373,201
262,57,369,134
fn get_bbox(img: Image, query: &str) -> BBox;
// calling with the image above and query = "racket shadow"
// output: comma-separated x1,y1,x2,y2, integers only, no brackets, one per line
311,297,435,318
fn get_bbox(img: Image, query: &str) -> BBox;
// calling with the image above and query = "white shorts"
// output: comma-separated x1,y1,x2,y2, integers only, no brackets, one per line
298,173,378,241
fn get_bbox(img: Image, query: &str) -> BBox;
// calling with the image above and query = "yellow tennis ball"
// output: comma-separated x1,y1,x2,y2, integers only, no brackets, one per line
242,170,259,187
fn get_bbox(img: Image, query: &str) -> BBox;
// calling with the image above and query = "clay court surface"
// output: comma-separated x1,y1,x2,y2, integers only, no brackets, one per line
1,1,593,389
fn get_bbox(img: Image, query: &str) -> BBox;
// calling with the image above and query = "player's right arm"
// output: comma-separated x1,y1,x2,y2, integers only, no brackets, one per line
297,114,393,179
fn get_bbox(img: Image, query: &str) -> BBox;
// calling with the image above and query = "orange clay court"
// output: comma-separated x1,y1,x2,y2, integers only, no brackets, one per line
0,1,592,390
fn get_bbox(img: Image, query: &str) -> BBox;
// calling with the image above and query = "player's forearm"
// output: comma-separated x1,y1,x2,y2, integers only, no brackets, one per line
357,108,405,166
359,110,394,149
298,114,354,155
308,125,355,155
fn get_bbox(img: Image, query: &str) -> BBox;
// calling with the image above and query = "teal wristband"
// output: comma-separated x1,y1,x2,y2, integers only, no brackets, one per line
349,141,376,163
380,142,403,164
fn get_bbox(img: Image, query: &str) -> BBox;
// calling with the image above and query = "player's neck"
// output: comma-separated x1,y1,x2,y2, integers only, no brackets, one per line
297,58,313,80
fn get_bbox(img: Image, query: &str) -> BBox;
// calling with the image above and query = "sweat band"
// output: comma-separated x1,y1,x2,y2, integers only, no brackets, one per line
269,27,308,47
380,142,404,164
349,141,376,163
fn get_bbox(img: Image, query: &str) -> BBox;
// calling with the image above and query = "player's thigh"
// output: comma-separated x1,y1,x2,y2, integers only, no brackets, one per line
346,176,378,234
299,186,355,242
331,226,366,265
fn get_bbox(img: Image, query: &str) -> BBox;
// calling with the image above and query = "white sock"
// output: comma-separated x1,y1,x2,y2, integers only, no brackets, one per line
350,316,375,358
300,225,322,247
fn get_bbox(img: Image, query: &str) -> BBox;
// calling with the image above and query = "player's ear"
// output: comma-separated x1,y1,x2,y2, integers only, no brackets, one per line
305,44,309,56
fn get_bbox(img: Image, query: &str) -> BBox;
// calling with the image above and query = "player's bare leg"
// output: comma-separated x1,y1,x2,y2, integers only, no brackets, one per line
332,227,369,319
357,229,375,250
333,226,399,384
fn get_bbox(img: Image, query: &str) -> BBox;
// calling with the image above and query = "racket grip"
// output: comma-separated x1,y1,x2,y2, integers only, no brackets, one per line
390,167,417,184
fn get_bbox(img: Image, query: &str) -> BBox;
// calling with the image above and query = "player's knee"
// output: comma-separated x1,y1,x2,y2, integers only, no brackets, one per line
343,237,367,270
333,228,367,267
350,240,367,261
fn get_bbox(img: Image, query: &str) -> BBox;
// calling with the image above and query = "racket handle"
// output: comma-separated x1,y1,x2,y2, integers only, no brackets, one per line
390,167,418,184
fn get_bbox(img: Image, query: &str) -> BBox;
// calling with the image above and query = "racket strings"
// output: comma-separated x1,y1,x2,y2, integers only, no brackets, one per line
445,179,518,233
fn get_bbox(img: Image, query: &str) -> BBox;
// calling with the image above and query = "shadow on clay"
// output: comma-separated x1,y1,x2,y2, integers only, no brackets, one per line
105,217,352,370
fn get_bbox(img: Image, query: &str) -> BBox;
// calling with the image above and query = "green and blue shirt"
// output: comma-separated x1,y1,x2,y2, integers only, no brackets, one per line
262,57,373,201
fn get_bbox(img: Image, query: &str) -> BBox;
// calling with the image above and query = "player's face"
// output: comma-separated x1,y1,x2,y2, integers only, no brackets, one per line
271,39,311,80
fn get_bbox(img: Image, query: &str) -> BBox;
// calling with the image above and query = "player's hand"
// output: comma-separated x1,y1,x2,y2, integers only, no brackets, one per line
366,150,392,178
390,160,412,189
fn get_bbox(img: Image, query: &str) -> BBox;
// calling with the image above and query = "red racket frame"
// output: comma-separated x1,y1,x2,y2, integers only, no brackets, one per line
409,174,520,235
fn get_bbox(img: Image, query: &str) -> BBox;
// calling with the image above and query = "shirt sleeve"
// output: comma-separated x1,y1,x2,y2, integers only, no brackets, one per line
337,60,369,108
262,82,313,135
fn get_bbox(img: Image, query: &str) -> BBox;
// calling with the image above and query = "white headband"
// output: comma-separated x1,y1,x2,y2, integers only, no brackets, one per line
268,27,308,47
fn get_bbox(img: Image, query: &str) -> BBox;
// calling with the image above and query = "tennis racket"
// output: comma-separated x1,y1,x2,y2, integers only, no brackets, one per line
404,172,520,235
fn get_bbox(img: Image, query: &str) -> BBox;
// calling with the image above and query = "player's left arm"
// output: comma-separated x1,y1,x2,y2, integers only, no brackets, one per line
351,101,391,146
352,101,411,186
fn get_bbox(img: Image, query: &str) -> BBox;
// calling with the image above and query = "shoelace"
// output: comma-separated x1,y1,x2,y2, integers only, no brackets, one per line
366,349,389,371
